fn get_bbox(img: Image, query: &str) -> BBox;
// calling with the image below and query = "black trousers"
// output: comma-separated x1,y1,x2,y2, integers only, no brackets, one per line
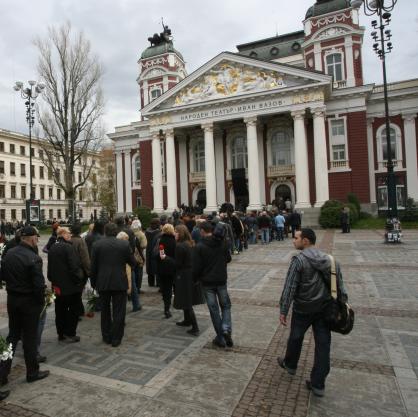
159,274,174,312
0,294,42,379
55,293,80,337
99,291,127,343
184,308,198,330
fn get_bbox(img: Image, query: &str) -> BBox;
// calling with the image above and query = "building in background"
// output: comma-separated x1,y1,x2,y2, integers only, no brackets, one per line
0,129,103,222
109,0,418,224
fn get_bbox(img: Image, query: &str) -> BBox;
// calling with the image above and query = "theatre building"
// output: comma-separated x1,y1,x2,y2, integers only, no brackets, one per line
109,0,418,224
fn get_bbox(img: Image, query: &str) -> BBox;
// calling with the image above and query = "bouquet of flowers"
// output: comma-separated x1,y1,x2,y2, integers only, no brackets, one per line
40,288,56,317
0,335,13,362
86,291,99,318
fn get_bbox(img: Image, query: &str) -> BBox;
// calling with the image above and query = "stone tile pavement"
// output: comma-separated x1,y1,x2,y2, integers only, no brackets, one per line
0,229,417,416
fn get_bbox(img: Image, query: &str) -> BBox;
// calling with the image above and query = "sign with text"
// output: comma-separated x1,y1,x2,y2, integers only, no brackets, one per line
26,199,41,225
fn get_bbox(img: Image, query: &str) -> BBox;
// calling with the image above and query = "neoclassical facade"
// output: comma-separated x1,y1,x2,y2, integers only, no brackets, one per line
109,0,418,223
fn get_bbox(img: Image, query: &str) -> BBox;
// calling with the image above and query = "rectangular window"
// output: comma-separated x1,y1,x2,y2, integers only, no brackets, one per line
331,119,345,136
326,53,343,82
40,187,45,200
49,209,53,220
57,209,62,219
20,145,25,155
10,144,15,154
31,165,35,178
11,209,16,220
0,161,4,174
332,144,346,161
21,185,26,199
21,164,26,177
30,147,35,157
31,187,36,199
78,172,82,182
56,169,60,182
0,209,5,220
48,169,52,180
10,185,16,199
329,119,348,167
79,189,83,201
22,209,26,220
38,149,43,159
0,142,4,152
0,185,4,198
39,166,44,179
57,189,61,200
49,187,53,199
10,162,15,176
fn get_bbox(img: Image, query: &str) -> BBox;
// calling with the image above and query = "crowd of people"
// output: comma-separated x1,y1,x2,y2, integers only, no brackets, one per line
0,204,348,401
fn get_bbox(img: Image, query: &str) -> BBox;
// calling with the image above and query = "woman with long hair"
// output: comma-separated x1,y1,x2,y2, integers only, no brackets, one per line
172,224,204,335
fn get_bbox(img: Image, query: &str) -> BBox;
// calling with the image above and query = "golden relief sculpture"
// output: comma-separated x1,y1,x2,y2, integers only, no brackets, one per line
174,62,286,106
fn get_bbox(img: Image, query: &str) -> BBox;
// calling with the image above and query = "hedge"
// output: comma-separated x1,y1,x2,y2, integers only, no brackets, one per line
133,206,159,230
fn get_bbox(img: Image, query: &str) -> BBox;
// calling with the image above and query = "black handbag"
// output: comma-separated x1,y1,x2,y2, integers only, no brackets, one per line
322,255,354,335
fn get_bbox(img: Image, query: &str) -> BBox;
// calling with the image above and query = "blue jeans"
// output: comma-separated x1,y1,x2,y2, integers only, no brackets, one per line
284,311,331,390
261,228,270,244
249,228,257,244
277,227,284,241
203,285,232,343
130,270,141,311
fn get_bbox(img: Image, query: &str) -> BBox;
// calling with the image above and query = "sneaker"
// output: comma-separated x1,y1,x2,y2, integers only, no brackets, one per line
27,370,50,383
306,380,325,397
212,337,226,348
277,357,296,375
223,332,234,347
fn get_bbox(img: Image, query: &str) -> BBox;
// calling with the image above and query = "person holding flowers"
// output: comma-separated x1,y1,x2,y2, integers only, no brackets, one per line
0,225,49,386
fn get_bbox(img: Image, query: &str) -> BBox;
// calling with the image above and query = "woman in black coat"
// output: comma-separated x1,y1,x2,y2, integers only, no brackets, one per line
156,223,176,318
171,224,204,336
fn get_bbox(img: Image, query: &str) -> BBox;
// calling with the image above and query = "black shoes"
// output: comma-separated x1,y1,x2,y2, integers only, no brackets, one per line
103,337,111,345
223,332,234,347
176,320,192,327
277,357,296,375
164,310,172,319
212,338,226,348
27,370,50,383
63,335,80,343
111,340,121,348
0,377,8,387
0,390,10,401
187,328,200,336
37,354,47,363
306,380,325,397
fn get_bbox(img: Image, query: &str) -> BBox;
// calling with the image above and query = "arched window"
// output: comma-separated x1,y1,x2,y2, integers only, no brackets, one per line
380,127,397,161
193,138,205,172
326,53,343,81
231,136,247,169
271,130,292,166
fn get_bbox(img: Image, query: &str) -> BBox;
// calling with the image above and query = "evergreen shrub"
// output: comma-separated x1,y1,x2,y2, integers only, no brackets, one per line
133,206,159,230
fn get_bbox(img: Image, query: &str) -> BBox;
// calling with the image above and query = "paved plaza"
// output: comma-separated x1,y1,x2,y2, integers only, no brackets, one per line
1,229,418,417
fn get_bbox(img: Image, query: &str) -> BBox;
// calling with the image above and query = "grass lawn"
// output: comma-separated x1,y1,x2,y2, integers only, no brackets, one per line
352,217,418,229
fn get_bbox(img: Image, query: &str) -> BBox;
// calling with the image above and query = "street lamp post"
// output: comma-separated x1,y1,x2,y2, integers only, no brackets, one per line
352,0,398,219
13,80,45,200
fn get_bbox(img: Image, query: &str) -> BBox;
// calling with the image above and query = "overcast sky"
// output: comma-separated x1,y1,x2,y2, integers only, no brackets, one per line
1,0,416,138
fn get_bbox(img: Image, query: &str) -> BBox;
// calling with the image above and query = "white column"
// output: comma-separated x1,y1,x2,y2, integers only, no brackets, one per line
292,110,311,208
116,151,124,213
403,113,418,200
257,124,266,205
314,43,323,72
245,117,262,211
165,128,178,212
367,118,377,204
178,135,189,206
202,123,218,212
124,151,133,213
345,36,356,87
151,132,164,213
214,132,225,204
313,107,330,207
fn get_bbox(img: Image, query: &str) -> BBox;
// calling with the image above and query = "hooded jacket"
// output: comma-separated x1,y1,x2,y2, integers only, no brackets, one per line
192,236,231,286
280,248,347,315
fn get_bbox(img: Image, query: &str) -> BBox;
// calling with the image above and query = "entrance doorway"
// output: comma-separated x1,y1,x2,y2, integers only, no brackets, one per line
196,189,206,211
275,184,291,210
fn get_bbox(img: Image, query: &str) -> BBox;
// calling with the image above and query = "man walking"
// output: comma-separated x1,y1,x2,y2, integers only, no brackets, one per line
277,228,347,397
274,211,286,241
91,222,136,347
0,225,49,389
193,221,233,348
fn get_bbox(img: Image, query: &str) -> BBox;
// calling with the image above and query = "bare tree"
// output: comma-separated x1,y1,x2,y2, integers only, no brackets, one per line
35,22,104,222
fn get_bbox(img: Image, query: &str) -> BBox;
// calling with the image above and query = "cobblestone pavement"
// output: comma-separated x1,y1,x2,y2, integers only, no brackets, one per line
0,229,417,416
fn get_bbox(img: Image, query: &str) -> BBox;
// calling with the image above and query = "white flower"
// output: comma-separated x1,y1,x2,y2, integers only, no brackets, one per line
0,343,13,362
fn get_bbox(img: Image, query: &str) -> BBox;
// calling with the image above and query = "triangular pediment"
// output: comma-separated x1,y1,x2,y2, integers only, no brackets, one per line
142,52,331,115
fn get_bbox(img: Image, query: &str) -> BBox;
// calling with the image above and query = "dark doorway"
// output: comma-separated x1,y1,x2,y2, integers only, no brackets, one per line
196,189,206,211
275,184,291,210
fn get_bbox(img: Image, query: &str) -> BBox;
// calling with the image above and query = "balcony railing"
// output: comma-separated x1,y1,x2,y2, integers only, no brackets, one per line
267,165,295,177
378,160,400,170
189,171,206,183
330,160,349,169
333,80,347,89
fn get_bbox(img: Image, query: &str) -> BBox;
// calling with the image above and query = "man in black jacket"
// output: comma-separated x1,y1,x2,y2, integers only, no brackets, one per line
91,222,136,347
48,227,84,343
0,226,49,389
192,221,233,348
